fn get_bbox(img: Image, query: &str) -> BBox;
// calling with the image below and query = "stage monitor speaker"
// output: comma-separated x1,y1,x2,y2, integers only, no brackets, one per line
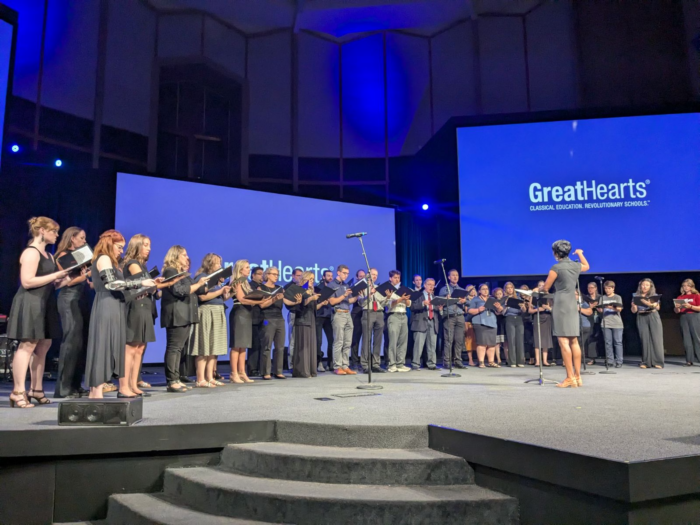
58,397,142,426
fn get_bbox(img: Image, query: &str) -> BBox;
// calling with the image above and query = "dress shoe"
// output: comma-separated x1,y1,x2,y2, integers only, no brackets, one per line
453,363,466,369
427,365,438,370
343,368,357,375
411,366,421,371
372,366,387,373
334,368,347,375
615,363,622,368
179,376,194,383
317,362,326,372
117,392,138,398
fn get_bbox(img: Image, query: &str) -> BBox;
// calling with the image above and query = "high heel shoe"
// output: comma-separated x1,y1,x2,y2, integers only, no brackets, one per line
556,377,578,388
230,375,245,384
574,376,583,387
28,389,52,405
240,374,255,383
9,391,34,408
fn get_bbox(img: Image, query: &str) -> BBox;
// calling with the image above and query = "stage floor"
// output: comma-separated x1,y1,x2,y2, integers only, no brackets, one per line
1,358,699,463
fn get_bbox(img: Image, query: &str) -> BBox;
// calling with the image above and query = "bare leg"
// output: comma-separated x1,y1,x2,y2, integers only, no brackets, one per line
486,346,496,364
495,344,501,363
195,356,207,384
558,337,574,379
476,345,486,365
13,340,38,392
534,348,541,366
229,349,243,383
238,350,252,382
120,345,136,396
130,344,145,394
570,337,582,377
542,350,549,365
89,385,104,399
205,356,217,383
467,350,475,366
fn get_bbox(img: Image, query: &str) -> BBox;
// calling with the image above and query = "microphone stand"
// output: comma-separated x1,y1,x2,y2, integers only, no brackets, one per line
354,235,382,390
525,291,557,386
597,278,616,375
439,260,461,378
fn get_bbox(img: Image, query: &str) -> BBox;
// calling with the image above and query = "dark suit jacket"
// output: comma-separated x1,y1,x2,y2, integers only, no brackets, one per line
410,293,439,334
160,267,204,328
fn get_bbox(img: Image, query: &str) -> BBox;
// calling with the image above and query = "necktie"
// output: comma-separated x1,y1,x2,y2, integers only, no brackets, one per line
372,291,377,311
428,294,434,320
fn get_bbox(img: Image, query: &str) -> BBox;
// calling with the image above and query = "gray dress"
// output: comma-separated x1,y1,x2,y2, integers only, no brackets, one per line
551,257,582,337
85,255,126,387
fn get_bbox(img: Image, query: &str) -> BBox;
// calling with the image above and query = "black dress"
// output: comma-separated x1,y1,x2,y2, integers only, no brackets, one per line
7,246,61,340
85,255,126,387
293,297,317,378
231,281,253,349
55,252,89,397
123,259,156,344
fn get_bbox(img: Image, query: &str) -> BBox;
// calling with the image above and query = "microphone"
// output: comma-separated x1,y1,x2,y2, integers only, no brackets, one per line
594,276,605,281
433,259,446,265
346,232,367,239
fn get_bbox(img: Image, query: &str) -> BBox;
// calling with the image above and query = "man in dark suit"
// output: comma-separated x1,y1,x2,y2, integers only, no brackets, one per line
410,278,441,370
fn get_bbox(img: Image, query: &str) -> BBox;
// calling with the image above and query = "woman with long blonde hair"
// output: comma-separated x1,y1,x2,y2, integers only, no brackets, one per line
160,245,206,392
7,217,70,408
54,226,90,398
229,259,274,383
190,253,231,387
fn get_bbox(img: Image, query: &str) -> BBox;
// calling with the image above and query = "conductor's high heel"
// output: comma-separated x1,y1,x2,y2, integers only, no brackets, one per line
556,378,578,388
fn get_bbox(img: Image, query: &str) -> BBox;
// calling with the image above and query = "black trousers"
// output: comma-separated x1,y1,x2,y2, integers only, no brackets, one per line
680,313,700,364
442,315,465,367
504,315,525,366
247,322,263,375
54,293,87,397
579,326,592,361
165,325,191,384
350,313,363,365
361,310,384,370
315,315,333,365
262,318,285,376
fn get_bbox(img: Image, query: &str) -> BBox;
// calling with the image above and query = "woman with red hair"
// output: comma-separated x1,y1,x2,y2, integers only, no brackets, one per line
85,230,154,399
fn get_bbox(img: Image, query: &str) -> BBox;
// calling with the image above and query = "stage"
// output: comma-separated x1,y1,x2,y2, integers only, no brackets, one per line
1,359,699,524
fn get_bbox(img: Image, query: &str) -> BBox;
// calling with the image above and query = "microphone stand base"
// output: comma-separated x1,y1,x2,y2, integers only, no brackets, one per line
357,384,383,390
441,372,462,378
580,370,596,375
598,371,617,375
524,378,558,385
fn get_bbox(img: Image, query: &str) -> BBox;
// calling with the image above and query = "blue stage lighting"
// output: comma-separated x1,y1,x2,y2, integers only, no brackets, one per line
55,159,63,167
421,204,429,211
11,144,19,153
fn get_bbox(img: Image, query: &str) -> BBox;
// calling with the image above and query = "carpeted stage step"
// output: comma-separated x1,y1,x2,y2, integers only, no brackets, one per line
159,467,517,525
221,442,474,485
96,423,518,525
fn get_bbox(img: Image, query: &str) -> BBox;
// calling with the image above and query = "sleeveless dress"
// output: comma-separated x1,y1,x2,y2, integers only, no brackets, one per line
123,259,156,344
551,257,582,337
7,246,61,340
84,255,126,387
230,281,253,348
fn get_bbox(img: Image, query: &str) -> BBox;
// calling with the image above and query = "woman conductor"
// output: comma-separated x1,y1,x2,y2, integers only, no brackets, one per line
543,240,590,388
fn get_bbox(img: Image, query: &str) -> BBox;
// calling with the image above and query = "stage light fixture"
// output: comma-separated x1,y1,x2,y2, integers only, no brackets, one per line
421,204,429,211
11,144,19,153
55,159,63,167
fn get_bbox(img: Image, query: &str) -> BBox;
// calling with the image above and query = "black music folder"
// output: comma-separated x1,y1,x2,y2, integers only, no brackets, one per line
350,279,368,295
148,266,160,279
432,296,459,307
284,284,306,301
162,271,189,283
410,289,425,303
632,294,661,306
375,281,396,297
673,299,691,307
506,297,524,308
484,297,500,311
246,286,282,300
582,295,599,305
450,288,469,299
205,265,233,283
395,285,414,298
316,286,335,302
598,299,623,309
57,245,93,272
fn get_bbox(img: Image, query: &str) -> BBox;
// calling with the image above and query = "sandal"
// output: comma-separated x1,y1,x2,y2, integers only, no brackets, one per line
28,389,52,405
194,380,212,388
9,391,34,408
102,383,118,393
166,383,188,393
556,377,578,388
478,361,486,368
240,374,255,383
653,365,663,369
137,381,152,388
230,376,245,384
586,360,596,365
639,364,647,369
487,362,500,368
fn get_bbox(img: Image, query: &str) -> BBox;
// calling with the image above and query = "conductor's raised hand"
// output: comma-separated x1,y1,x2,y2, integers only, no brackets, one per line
574,248,584,257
